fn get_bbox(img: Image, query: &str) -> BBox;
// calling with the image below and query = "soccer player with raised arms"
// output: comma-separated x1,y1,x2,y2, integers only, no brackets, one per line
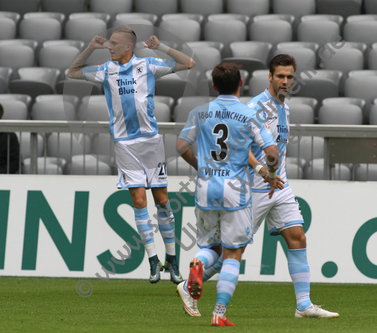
68,28,195,284
176,62,280,326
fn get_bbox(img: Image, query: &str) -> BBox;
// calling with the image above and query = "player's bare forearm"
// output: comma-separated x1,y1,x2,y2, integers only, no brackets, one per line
248,150,259,169
145,35,195,71
263,145,280,173
68,35,108,80
176,138,197,170
67,46,95,80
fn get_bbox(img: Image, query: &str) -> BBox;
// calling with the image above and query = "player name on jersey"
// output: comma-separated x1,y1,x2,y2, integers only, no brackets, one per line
203,167,231,177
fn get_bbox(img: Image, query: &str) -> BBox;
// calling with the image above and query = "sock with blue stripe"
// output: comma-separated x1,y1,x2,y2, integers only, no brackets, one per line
183,248,219,294
156,201,176,256
203,253,223,282
134,207,156,258
214,258,240,317
288,248,312,311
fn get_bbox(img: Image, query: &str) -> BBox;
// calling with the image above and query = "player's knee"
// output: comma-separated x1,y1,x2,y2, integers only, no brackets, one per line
133,198,147,209
298,233,306,247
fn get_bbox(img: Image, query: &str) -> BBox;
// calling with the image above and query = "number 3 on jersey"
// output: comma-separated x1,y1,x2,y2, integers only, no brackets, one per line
211,123,229,162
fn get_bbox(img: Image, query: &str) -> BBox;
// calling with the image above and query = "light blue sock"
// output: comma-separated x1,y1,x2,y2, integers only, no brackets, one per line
183,249,219,293
134,207,156,258
156,201,176,256
288,248,312,311
216,258,240,307
203,253,223,282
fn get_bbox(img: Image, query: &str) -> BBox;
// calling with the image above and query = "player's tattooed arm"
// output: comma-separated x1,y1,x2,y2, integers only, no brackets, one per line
177,138,198,170
68,35,108,79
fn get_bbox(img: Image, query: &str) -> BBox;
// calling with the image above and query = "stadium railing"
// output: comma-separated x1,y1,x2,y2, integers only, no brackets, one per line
0,120,377,180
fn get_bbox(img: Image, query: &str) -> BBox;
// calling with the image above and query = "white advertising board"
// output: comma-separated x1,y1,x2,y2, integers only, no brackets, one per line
0,175,376,284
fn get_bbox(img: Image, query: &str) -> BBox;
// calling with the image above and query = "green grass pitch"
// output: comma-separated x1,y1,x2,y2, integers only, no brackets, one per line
0,277,376,332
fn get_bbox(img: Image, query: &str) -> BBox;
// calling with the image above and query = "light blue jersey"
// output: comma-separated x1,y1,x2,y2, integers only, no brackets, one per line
179,95,274,211
83,55,176,141
246,89,290,192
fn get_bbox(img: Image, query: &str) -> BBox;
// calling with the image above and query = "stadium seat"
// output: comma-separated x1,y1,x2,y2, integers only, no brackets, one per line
368,43,377,70
286,97,318,112
0,100,28,120
355,164,377,181
297,20,340,44
0,94,32,110
346,14,377,23
318,103,363,124
370,98,377,124
0,17,16,40
222,41,272,77
288,103,315,124
0,46,34,81
204,20,247,58
66,155,112,175
322,97,365,115
0,11,21,25
181,0,222,16
16,133,44,159
22,157,65,175
41,0,86,17
0,67,12,93
115,13,158,25
47,133,91,163
154,96,175,113
300,14,343,27
19,18,61,55
153,102,171,122
207,13,250,27
39,46,80,80
135,0,178,16
36,94,79,111
180,45,221,79
227,0,269,17
43,40,85,52
248,69,270,97
184,41,224,54
23,12,65,25
365,0,377,14
304,158,351,180
276,41,319,53
250,20,292,47
317,0,362,18
113,18,154,42
295,70,342,115
69,13,111,26
273,0,316,18
321,45,364,94
174,96,215,122
274,47,316,74
78,95,108,121
31,99,76,121
10,67,60,100
0,39,38,53
158,19,201,45
91,0,132,23
344,20,377,46
161,13,204,25
344,70,377,123
287,136,324,163
155,70,199,103
65,18,106,45
253,14,295,26
0,0,39,16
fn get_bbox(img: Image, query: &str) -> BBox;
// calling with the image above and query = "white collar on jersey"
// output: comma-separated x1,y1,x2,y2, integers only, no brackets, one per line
217,94,239,102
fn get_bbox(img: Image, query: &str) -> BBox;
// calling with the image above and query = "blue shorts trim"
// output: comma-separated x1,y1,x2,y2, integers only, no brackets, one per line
221,236,253,249
117,183,146,189
270,220,304,236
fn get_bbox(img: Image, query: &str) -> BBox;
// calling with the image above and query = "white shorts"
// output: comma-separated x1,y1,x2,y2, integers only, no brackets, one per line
195,205,253,249
252,187,304,236
115,134,168,189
